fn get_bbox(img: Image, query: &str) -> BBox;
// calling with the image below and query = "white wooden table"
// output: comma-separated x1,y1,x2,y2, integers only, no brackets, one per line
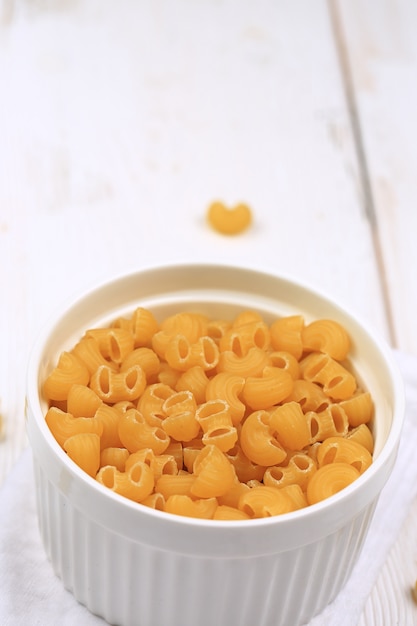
1,1,416,623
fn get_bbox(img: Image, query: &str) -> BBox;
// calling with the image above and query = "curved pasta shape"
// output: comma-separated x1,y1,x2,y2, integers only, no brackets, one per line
155,473,196,499
195,400,237,452
125,448,178,479
306,462,360,505
233,310,264,327
219,321,270,357
206,318,232,343
100,447,129,472
141,492,165,511
242,367,294,411
239,484,306,518
165,440,184,471
269,401,311,450
175,366,210,404
137,383,176,426
45,406,103,448
86,328,134,365
96,460,155,503
67,384,102,418
224,445,265,483
346,424,374,454
240,411,287,466
306,405,349,443
156,362,182,387
94,404,123,449
118,408,170,455
161,390,199,442
164,335,193,371
217,346,270,377
64,432,101,478
268,351,300,380
205,372,246,425
90,365,146,403
269,315,304,360
302,319,350,361
189,336,219,371
120,347,160,382
130,307,160,348
339,391,374,427
317,436,373,474
165,495,218,519
191,445,236,498
207,201,252,235
182,439,205,473
43,352,90,401
72,336,117,375
300,352,357,400
213,505,251,521
161,312,208,344
284,379,330,413
263,453,316,491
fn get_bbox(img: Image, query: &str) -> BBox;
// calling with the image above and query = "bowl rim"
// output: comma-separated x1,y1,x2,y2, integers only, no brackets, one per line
26,262,406,551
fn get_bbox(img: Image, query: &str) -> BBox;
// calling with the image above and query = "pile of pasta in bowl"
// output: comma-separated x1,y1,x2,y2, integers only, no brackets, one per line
42,306,374,521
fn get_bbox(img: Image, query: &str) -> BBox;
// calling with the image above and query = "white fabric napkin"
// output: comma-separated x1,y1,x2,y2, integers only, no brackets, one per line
1,350,416,626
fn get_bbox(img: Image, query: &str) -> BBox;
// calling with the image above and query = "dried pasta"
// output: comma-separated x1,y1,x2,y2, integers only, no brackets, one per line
43,306,375,521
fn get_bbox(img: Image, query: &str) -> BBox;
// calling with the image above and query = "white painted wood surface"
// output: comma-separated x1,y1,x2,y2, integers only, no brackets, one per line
0,0,416,623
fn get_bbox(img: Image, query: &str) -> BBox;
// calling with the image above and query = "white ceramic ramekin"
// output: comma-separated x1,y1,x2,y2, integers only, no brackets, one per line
26,264,404,626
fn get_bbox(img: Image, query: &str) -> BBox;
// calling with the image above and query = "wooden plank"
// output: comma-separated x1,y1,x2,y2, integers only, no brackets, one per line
0,0,387,486
333,0,417,355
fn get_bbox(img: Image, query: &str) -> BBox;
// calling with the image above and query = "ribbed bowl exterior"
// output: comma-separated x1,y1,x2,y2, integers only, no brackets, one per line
34,458,376,626
26,264,405,626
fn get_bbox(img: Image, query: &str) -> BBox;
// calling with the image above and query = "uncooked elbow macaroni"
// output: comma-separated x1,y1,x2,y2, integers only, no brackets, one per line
43,308,375,520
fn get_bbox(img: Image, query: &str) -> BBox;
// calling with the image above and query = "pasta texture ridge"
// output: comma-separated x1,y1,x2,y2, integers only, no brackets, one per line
43,306,375,520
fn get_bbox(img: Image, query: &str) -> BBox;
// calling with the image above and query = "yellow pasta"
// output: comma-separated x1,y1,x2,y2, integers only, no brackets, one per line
175,366,209,404
302,319,350,361
43,352,90,401
86,328,134,365
137,383,175,426
72,335,116,375
155,473,196,499
284,379,331,413
217,346,270,377
191,445,236,498
269,315,304,360
317,436,373,474
205,372,246,425
45,406,103,448
306,405,349,443
162,389,200,442
118,408,170,455
64,433,101,478
263,453,316,491
239,484,307,518
195,400,237,452
66,384,102,418
95,404,123,449
90,365,146,403
165,495,218,519
300,352,357,400
43,306,374,521
269,401,311,450
97,461,154,503
219,320,270,357
339,391,374,427
306,463,360,505
242,366,294,411
268,351,300,380
346,424,374,454
130,307,160,348
120,347,160,382
100,447,130,472
207,200,252,235
240,410,287,466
